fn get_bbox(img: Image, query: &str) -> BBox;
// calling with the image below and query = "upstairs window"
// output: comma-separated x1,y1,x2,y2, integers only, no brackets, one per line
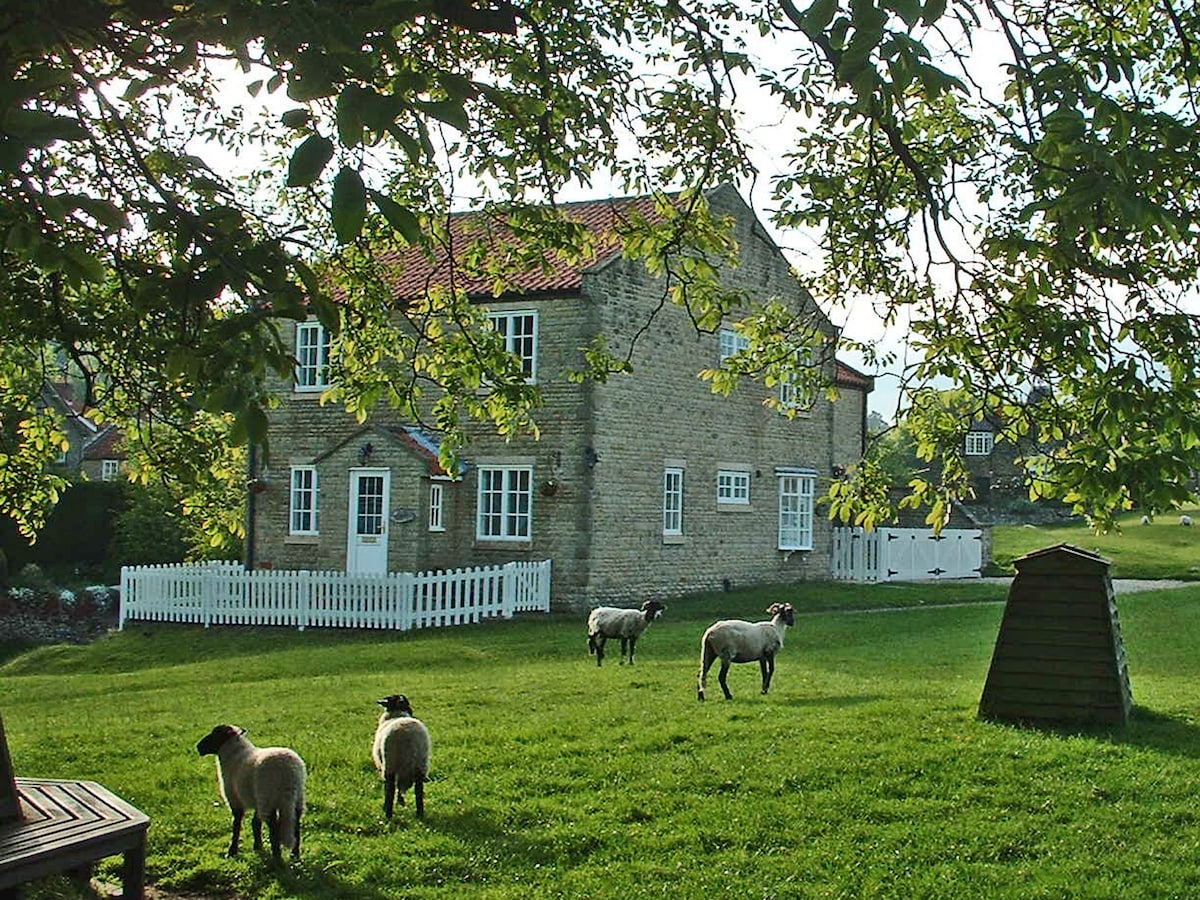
295,322,331,391
965,431,994,456
100,459,120,481
779,348,817,414
718,328,750,363
489,311,538,382
289,466,320,535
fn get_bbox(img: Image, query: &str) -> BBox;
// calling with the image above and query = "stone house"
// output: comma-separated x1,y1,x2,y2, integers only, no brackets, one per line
252,185,872,608
42,382,126,482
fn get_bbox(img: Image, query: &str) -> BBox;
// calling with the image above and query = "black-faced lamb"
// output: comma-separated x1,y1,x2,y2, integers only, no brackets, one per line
196,724,307,861
586,599,666,666
372,694,431,819
698,602,796,701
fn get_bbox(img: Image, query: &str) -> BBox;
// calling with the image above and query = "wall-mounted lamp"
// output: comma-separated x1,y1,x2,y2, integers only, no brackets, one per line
359,442,375,465
832,464,847,478
584,447,600,468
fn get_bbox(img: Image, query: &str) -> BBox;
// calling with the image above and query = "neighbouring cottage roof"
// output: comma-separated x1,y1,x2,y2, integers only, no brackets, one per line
376,194,667,301
82,425,125,461
46,381,99,434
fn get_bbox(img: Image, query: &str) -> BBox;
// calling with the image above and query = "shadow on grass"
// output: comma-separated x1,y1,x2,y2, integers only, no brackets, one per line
979,705,1200,759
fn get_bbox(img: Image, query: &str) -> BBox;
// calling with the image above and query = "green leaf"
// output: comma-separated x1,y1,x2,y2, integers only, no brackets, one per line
285,135,334,187
331,167,366,243
336,87,366,148
921,0,946,24
368,190,423,243
281,108,310,129
803,0,839,33
415,98,470,133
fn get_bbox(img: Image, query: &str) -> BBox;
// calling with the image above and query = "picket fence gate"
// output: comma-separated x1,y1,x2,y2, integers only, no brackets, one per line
118,559,552,631
831,527,983,582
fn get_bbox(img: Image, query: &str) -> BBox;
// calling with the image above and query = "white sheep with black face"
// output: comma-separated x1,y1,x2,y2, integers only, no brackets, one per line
586,599,666,666
698,603,796,700
372,694,431,819
196,724,306,862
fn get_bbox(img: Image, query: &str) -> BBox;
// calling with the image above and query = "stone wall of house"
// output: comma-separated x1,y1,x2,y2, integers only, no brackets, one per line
576,185,846,607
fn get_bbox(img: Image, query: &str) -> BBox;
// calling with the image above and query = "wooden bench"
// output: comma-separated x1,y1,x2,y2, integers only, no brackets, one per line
0,711,149,900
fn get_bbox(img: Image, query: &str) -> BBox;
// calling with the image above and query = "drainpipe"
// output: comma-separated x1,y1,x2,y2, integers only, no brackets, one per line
244,443,257,572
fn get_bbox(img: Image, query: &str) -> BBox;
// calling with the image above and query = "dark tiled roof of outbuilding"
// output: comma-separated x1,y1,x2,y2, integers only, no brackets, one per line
376,194,668,300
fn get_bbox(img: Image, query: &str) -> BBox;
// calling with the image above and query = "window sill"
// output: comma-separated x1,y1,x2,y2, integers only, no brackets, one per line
286,534,320,545
717,503,754,513
662,533,685,545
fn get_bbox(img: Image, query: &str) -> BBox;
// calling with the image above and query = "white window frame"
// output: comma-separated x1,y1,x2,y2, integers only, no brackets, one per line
100,459,120,482
476,465,533,541
717,469,751,506
289,466,320,535
777,471,816,551
779,348,817,414
488,310,539,383
965,431,994,456
294,321,331,392
718,327,750,363
663,467,684,536
429,482,445,532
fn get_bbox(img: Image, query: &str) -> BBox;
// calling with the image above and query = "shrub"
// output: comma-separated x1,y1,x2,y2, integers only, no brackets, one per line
109,483,188,567
33,482,128,567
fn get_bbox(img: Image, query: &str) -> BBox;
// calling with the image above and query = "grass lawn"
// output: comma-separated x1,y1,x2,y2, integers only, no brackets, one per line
6,579,1200,899
990,505,1200,580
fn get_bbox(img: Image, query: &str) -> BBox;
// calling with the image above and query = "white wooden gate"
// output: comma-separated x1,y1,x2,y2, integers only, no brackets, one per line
831,527,983,582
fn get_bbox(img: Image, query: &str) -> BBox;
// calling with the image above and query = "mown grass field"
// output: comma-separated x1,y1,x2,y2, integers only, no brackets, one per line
6,578,1200,900
991,505,1200,579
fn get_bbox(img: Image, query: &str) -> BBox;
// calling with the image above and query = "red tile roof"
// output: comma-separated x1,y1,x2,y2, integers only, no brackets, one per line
834,360,874,391
83,425,125,460
373,194,669,300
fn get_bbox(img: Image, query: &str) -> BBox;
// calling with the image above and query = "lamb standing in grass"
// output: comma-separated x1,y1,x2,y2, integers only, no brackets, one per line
196,724,307,861
372,694,431,819
698,603,796,701
587,599,666,666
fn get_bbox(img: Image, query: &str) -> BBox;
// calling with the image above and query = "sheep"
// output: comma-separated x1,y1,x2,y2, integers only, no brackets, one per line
586,599,666,666
372,694,431,819
1140,515,1151,525
196,724,307,862
1181,514,1193,526
698,602,796,701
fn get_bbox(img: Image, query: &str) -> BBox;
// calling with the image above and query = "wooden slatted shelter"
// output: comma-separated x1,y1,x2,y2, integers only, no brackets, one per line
979,544,1133,726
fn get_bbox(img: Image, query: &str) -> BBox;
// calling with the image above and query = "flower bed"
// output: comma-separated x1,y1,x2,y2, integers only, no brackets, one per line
0,584,119,645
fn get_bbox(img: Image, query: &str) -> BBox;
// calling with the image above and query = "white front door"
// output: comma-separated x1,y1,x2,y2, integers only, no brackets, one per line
347,468,390,574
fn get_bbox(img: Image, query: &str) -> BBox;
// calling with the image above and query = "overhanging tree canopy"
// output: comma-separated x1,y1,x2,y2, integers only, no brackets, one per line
2,0,1198,538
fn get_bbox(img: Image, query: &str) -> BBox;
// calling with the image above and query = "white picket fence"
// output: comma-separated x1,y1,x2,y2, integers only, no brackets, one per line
118,559,552,631
831,527,983,582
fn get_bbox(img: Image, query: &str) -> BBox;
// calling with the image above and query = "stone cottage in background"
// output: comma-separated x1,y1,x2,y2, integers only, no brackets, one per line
252,185,872,608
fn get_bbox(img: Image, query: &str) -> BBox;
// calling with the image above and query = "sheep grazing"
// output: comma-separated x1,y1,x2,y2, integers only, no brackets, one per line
698,602,796,701
196,724,307,862
1140,515,1151,525
587,599,667,666
372,694,431,819
1181,514,1194,526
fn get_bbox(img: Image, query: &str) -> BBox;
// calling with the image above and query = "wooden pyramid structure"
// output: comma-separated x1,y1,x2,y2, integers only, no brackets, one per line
979,543,1132,726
